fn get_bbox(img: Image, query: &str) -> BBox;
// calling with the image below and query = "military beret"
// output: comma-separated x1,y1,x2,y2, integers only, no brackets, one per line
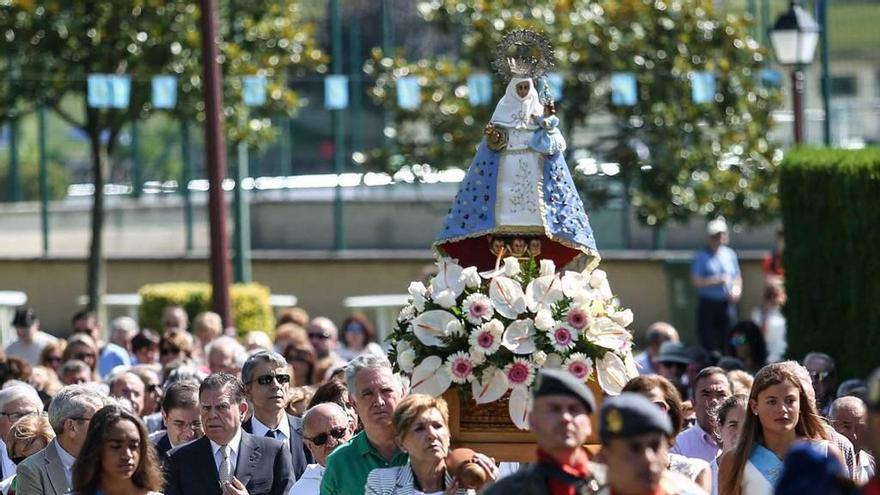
867,368,880,411
599,392,672,442
655,341,689,365
532,368,596,414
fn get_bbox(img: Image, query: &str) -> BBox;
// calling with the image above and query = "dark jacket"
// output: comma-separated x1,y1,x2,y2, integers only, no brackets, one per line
165,432,292,495
242,413,312,480
484,461,606,495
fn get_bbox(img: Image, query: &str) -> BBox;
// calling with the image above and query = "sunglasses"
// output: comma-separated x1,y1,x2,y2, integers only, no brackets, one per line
305,426,347,446
253,374,290,386
810,370,831,382
46,356,63,364
308,332,331,340
729,334,748,347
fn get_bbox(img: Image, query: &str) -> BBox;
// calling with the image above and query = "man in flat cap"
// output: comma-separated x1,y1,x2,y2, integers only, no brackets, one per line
486,369,605,495
597,393,703,495
863,368,880,495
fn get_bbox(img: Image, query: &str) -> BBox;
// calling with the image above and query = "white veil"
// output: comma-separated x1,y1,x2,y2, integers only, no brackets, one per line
489,77,544,129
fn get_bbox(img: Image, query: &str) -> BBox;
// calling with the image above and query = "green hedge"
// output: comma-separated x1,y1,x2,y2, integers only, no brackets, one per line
779,147,880,380
138,282,275,339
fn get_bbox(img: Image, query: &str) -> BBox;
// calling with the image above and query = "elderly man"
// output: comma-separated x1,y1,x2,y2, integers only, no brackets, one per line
671,366,731,462
691,218,741,353
16,384,108,495
830,396,875,482
162,305,190,333
307,317,347,382
97,316,136,378
107,369,146,415
289,403,354,495
321,354,407,495
635,322,679,376
804,352,838,417
598,393,703,495
59,360,92,386
241,351,311,480
0,385,43,479
206,335,248,376
486,369,604,494
152,381,203,462
166,373,292,495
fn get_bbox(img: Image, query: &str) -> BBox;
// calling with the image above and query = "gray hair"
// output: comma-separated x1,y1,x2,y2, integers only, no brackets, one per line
302,402,349,430
0,385,43,412
164,366,207,391
47,384,109,434
345,354,394,397
206,336,247,367
830,396,867,419
241,350,288,385
110,316,138,337
105,369,138,390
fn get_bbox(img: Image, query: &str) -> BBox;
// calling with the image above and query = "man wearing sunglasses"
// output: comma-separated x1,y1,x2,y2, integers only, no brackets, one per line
289,402,353,495
241,351,312,481
804,352,839,418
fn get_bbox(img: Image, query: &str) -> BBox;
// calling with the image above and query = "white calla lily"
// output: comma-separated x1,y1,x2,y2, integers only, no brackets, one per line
595,352,631,396
560,271,589,298
525,275,564,312
471,367,509,404
489,277,527,319
410,356,452,397
431,258,466,298
411,310,457,347
501,319,537,355
586,317,633,352
508,386,531,430
610,308,634,328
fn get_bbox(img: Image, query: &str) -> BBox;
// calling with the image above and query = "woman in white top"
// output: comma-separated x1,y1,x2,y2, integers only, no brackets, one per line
71,405,164,495
718,363,843,495
710,394,748,495
366,395,497,495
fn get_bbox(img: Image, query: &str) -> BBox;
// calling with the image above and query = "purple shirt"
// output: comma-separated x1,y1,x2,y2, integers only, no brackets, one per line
670,423,720,463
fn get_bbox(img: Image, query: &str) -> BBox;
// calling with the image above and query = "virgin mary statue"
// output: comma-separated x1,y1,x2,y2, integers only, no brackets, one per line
434,32,599,271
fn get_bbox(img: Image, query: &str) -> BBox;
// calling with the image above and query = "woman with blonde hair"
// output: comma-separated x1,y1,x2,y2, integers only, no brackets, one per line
0,414,55,494
718,362,843,495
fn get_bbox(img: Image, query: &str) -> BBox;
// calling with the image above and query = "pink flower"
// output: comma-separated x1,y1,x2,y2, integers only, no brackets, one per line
566,305,591,330
463,293,494,325
469,320,503,355
445,351,476,384
563,353,594,382
550,324,579,352
504,358,535,389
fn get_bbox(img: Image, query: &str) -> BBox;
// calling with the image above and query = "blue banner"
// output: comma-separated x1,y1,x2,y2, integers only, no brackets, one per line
467,73,492,106
151,75,177,109
545,73,563,102
242,75,267,107
396,76,421,110
88,74,131,109
324,75,349,110
611,73,637,106
691,71,716,104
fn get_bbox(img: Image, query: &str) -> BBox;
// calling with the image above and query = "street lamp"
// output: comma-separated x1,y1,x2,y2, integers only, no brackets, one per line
769,0,821,144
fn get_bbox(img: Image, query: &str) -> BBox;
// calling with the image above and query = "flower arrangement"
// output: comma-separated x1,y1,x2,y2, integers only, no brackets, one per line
388,256,639,429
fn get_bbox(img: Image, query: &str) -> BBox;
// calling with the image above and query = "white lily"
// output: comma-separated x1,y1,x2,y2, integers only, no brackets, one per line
489,277,527,319
410,356,452,397
411,310,457,347
524,275,564,312
501,319,537,355
431,258,466,299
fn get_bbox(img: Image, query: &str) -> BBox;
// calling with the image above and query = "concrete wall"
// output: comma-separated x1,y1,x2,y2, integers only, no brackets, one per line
0,251,767,347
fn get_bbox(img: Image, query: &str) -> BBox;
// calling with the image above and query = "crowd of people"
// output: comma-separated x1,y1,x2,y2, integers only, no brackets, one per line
0,300,876,495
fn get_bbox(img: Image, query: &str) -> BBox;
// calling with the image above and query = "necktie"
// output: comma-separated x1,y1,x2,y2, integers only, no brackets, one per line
218,445,232,484
265,429,277,439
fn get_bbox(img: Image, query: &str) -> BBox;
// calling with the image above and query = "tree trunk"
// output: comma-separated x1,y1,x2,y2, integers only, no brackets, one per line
86,132,108,326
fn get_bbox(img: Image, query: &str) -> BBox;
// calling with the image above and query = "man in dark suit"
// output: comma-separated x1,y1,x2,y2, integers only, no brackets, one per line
166,373,292,495
151,381,202,463
241,350,311,480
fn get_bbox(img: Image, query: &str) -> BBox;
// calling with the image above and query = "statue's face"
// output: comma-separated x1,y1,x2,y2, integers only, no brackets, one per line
516,81,530,97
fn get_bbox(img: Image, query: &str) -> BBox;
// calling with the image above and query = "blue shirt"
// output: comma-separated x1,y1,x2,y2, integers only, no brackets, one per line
691,245,740,301
98,343,131,378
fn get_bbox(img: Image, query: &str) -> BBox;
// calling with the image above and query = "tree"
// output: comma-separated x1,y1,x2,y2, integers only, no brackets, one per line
0,1,325,315
363,0,781,233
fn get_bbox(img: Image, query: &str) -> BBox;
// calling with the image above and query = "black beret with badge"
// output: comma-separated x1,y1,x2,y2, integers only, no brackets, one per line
532,368,597,414
599,392,673,442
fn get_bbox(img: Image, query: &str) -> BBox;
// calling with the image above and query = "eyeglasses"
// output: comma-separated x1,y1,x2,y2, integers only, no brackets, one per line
308,332,331,340
729,334,748,347
0,410,37,422
305,426,347,446
253,374,291,386
46,356,62,364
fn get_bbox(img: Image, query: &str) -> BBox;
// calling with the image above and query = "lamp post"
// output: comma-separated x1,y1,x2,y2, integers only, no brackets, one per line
769,0,821,145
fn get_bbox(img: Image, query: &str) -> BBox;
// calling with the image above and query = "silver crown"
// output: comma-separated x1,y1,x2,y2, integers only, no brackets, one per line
491,29,555,82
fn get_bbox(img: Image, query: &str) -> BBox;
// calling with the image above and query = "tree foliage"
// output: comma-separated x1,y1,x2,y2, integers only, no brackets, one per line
0,0,325,310
364,0,781,227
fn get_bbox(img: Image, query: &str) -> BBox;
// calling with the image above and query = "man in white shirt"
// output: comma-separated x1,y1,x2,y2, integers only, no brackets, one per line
16,384,108,495
5,307,57,367
290,402,354,495
0,385,43,479
831,395,876,483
